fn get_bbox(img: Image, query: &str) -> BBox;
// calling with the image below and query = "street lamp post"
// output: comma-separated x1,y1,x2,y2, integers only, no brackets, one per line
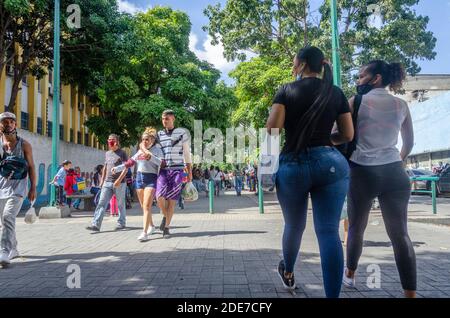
50,0,61,206
330,0,342,87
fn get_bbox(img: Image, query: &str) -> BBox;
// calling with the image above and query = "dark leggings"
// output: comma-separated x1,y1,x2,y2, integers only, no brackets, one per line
347,161,416,291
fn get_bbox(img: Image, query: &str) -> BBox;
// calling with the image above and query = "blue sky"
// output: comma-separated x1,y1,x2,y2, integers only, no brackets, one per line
118,0,450,82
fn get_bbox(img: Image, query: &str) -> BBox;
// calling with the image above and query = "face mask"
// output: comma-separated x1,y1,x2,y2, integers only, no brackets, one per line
356,76,376,95
3,127,17,136
108,141,116,148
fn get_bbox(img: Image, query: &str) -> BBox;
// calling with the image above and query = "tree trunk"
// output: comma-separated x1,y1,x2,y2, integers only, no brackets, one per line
6,62,26,112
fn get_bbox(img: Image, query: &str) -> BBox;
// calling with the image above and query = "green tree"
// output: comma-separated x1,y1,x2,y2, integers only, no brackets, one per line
85,6,238,147
204,0,437,127
0,0,124,112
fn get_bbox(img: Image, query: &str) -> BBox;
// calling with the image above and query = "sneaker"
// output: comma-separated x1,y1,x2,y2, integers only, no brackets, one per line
138,232,148,242
159,217,166,231
115,224,126,231
86,225,100,232
163,227,171,238
8,249,19,260
342,268,356,288
277,260,296,290
0,251,10,266
147,226,156,235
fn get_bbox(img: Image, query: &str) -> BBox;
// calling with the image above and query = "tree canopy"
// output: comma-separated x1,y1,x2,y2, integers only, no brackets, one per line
204,0,437,127
84,6,238,146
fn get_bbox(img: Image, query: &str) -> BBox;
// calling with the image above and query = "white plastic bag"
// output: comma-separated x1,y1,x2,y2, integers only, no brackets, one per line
258,130,280,191
24,200,37,224
182,182,198,202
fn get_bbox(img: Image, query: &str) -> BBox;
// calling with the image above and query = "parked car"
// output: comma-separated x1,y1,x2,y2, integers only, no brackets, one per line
436,164,450,195
406,169,440,195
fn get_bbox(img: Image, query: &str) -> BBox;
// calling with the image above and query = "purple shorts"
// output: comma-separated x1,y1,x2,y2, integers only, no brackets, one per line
156,169,184,201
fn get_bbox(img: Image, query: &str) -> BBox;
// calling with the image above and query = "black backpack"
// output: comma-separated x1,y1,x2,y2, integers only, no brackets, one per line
336,94,362,160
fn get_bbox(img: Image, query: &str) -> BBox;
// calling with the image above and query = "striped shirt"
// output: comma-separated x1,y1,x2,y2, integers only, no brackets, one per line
157,128,191,170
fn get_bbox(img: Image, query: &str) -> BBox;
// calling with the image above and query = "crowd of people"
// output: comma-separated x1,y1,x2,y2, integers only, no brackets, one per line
0,44,419,299
190,164,261,197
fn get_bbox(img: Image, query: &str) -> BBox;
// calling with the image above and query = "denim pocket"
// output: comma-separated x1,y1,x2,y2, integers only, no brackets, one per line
315,151,349,184
276,161,303,185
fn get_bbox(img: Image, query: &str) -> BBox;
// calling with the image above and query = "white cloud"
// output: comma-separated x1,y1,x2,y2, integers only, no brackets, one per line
189,33,257,83
117,0,151,15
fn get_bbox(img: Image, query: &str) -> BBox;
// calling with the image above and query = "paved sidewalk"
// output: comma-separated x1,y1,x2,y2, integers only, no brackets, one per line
0,190,449,298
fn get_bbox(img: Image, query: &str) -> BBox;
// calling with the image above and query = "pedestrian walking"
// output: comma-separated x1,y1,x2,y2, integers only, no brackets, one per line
0,112,37,266
266,46,354,297
140,110,192,238
342,60,416,298
86,134,129,232
115,127,164,240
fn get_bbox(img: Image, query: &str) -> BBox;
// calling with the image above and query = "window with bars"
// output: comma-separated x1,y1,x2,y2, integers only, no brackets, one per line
20,112,29,130
60,124,64,141
47,121,53,137
85,133,89,147
70,129,74,143
37,117,43,135
77,132,82,145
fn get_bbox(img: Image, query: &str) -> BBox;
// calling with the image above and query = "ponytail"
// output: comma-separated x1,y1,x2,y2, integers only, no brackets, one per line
387,62,406,93
291,46,334,153
366,60,406,94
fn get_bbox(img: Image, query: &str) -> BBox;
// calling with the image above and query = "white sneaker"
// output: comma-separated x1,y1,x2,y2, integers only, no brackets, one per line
137,232,148,242
0,252,10,266
342,268,356,288
146,226,156,235
8,249,19,260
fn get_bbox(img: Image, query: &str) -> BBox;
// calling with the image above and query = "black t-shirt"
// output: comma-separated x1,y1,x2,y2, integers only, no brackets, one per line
273,78,350,153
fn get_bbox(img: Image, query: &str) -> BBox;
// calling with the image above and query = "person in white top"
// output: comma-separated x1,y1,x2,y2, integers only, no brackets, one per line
113,128,163,241
343,60,416,298
212,166,223,196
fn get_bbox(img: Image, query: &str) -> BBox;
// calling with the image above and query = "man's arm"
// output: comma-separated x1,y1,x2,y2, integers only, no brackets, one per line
23,140,36,202
100,165,106,188
114,168,128,187
182,141,192,182
114,152,129,187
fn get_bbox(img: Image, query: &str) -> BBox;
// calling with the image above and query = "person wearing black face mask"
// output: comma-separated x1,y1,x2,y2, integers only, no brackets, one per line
356,74,377,95
343,60,416,298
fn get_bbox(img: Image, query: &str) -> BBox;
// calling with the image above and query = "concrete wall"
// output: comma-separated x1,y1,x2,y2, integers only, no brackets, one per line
16,128,106,207
393,74,450,104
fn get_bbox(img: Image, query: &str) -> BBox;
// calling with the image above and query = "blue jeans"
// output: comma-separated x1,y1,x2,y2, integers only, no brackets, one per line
92,182,127,229
275,146,349,298
234,177,243,195
73,190,85,209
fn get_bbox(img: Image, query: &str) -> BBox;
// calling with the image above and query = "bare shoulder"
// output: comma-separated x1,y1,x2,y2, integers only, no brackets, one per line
348,96,355,113
22,139,33,150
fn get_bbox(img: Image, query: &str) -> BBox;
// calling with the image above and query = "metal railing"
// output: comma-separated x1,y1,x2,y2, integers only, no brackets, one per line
410,176,440,214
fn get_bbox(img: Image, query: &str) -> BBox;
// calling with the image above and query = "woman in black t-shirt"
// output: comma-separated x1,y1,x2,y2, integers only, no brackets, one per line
266,46,354,298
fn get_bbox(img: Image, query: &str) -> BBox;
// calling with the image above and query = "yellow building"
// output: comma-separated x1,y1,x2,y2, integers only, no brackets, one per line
0,62,106,151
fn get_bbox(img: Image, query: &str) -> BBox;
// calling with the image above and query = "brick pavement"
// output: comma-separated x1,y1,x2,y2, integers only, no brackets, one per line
0,190,449,298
